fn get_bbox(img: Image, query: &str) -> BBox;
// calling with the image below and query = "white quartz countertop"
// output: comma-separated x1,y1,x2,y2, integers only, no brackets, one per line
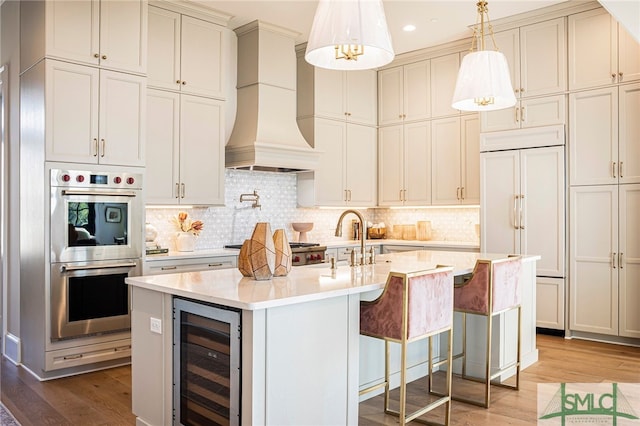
127,250,538,311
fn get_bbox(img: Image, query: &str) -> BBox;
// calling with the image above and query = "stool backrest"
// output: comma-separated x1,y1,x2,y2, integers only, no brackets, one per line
453,257,522,315
360,266,454,342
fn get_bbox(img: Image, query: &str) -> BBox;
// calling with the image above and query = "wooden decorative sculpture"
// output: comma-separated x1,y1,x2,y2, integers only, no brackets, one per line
238,240,254,277
272,229,292,276
248,222,276,280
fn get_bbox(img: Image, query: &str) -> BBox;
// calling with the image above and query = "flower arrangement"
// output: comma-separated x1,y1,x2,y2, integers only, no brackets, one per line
172,211,204,236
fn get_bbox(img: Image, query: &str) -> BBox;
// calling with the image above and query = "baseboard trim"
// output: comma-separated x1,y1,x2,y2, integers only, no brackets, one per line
3,333,21,365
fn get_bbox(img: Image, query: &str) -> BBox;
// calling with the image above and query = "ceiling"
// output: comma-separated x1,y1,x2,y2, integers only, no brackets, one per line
192,0,570,55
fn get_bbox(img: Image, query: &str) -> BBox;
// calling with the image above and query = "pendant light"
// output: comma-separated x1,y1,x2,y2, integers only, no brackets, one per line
305,0,395,71
451,1,516,111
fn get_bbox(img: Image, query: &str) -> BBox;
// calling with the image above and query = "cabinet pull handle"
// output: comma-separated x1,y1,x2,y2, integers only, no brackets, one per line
612,252,617,269
348,189,352,202
519,194,525,229
620,253,624,269
208,263,224,268
461,187,465,200
513,195,519,229
404,189,407,201
456,187,460,200
100,139,105,157
344,189,348,202
612,161,617,178
161,266,177,271
515,107,519,122
181,183,186,199
399,190,403,201
620,162,623,178
175,183,180,199
93,138,98,156
521,106,525,122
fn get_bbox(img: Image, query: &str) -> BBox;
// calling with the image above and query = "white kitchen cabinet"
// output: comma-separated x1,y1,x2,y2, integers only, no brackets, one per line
309,119,377,207
431,115,480,205
298,66,377,126
430,52,460,118
618,184,640,338
536,277,565,330
480,94,566,133
146,90,225,205
43,60,145,166
568,7,640,91
570,184,640,338
492,18,566,100
21,0,147,75
569,83,640,186
378,61,430,126
378,122,431,206
147,5,225,99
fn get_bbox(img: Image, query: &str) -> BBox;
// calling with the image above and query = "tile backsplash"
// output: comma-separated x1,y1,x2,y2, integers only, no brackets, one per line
146,169,479,251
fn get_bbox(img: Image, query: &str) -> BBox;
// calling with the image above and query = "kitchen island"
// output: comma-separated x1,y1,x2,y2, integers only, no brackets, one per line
126,250,539,426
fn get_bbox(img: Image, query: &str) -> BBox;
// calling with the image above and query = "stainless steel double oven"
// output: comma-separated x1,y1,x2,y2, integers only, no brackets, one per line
49,169,143,341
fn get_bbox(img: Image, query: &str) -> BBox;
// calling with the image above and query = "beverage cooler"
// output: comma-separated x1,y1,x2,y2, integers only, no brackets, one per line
173,298,241,426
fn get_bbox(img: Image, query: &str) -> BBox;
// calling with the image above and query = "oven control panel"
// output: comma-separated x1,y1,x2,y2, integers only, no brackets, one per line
51,169,143,190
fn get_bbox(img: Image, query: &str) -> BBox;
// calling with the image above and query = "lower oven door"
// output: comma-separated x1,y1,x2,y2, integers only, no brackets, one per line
50,259,140,340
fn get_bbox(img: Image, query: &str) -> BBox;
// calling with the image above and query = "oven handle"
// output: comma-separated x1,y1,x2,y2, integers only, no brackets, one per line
60,262,137,272
61,190,137,197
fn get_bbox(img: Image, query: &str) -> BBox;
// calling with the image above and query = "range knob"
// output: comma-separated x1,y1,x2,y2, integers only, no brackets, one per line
113,176,122,184
293,255,300,263
62,174,71,182
126,177,135,185
76,175,85,183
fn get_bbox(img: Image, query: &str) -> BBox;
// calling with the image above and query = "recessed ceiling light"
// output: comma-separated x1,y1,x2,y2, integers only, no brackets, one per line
403,24,416,32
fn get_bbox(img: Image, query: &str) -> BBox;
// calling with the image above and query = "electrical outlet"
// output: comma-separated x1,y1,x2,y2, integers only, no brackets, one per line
150,317,162,334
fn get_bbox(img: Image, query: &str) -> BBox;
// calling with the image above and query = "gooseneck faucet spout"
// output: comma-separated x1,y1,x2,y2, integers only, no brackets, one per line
334,209,367,266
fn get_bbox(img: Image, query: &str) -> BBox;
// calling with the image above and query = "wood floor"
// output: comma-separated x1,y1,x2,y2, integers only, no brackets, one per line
2,334,639,425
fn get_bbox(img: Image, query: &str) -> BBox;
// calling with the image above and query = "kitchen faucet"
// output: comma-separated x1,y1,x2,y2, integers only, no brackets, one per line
334,209,371,266
240,190,261,209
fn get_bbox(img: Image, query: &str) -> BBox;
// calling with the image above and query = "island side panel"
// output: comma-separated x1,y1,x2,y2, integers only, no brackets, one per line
131,286,174,426
263,295,353,425
241,309,267,425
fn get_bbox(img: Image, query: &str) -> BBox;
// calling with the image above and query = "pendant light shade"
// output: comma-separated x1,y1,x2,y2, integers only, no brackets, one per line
451,1,516,112
305,0,395,71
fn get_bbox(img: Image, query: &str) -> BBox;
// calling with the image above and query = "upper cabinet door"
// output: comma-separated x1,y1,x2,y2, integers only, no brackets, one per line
98,70,146,167
314,68,345,121
618,25,640,84
403,61,431,122
147,6,181,91
619,82,640,184
40,0,147,74
345,70,377,125
430,53,460,118
431,117,461,205
461,115,480,205
492,28,520,98
378,66,404,126
569,87,618,186
180,15,224,98
44,0,100,67
520,17,567,98
99,0,147,74
45,60,100,164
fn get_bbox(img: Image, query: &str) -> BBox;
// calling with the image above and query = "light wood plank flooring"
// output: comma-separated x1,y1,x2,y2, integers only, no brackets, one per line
2,334,639,425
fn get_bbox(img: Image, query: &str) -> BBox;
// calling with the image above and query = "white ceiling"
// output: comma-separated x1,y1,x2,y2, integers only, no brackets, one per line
192,0,570,54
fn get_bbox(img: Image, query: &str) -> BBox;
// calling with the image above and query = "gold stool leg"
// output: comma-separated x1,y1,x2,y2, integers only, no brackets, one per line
484,313,493,409
384,340,391,414
400,338,408,425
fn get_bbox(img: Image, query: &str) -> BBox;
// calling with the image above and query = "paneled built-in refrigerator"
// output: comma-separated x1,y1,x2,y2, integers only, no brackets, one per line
480,125,566,331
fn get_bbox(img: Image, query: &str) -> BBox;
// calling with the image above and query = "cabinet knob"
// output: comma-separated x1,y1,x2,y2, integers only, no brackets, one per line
181,81,186,85
94,53,100,58
612,73,617,81
101,55,107,60
514,88,519,93
520,87,524,92
619,72,623,81
176,80,181,84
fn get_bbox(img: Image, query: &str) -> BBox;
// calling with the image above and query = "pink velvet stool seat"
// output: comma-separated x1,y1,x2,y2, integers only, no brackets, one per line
452,256,522,408
360,266,455,425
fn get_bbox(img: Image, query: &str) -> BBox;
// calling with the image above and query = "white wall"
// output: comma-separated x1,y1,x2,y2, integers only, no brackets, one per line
1,0,22,363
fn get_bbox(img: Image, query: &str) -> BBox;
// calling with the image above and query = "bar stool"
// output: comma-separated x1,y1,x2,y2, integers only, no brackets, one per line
452,256,522,408
360,266,454,425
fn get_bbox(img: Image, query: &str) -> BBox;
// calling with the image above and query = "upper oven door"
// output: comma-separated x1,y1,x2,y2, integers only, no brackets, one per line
51,187,143,263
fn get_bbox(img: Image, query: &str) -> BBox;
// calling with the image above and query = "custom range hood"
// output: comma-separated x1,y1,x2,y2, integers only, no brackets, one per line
226,21,319,172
